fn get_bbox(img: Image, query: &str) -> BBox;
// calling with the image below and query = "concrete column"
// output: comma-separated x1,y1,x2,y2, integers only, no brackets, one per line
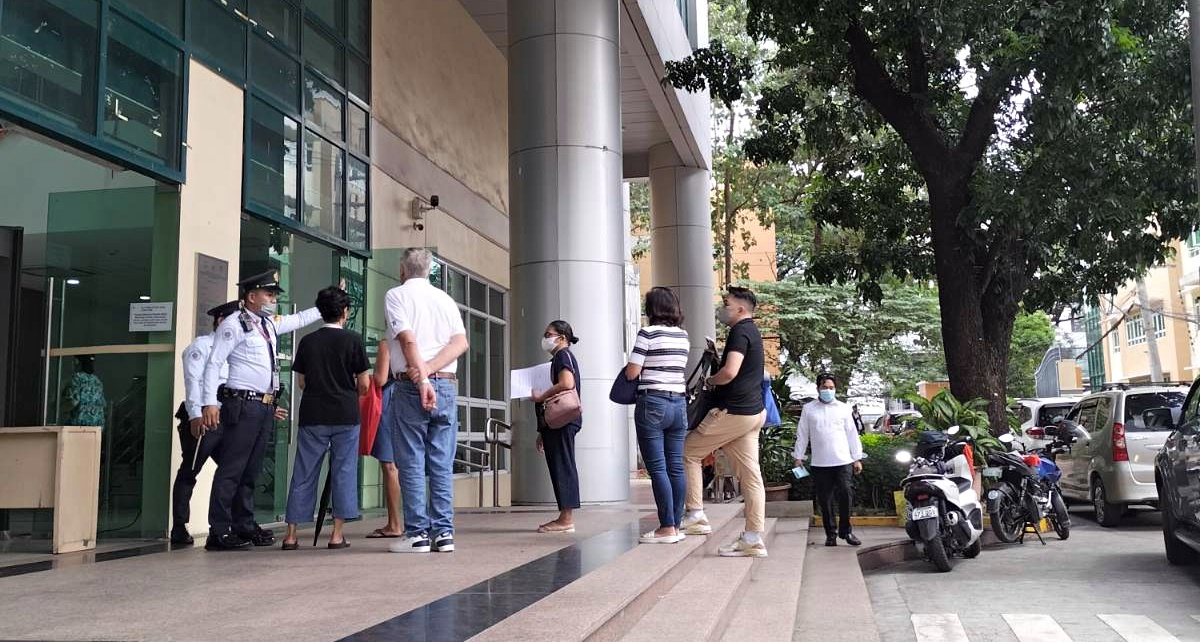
649,142,715,368
508,1,628,504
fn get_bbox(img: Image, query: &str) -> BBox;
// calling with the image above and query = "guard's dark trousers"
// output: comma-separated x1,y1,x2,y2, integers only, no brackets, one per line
812,464,854,539
208,398,274,535
172,403,220,528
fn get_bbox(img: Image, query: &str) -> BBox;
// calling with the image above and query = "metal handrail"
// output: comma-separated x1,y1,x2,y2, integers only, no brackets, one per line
485,418,512,507
455,442,491,508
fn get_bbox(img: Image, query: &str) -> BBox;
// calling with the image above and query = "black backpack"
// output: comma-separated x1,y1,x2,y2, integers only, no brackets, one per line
686,344,719,430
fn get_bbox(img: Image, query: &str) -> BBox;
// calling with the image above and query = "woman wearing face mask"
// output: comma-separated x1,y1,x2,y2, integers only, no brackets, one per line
529,320,582,533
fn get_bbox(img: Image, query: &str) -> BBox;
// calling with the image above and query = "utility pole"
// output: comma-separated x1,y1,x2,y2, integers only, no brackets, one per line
1191,0,1200,197
1137,279,1165,382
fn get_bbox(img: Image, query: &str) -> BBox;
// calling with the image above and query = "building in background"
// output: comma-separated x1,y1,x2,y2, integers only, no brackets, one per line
0,0,713,547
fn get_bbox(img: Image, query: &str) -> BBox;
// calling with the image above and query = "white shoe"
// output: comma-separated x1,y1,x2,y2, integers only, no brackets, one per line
718,534,768,558
388,533,431,553
432,532,455,553
639,530,682,544
680,514,712,535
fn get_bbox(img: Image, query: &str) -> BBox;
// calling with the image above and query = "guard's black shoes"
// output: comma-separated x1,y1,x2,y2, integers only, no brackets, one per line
205,533,251,551
842,533,862,546
825,536,837,546
170,527,194,546
236,526,276,547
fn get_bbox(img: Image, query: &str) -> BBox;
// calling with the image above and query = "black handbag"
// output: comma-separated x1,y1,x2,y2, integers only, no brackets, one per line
609,368,639,405
685,347,719,430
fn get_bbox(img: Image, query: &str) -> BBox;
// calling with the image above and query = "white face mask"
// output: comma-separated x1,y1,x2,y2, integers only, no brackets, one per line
541,336,560,354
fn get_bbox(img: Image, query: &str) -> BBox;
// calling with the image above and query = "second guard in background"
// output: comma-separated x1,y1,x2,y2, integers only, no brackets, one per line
170,300,240,545
199,270,324,551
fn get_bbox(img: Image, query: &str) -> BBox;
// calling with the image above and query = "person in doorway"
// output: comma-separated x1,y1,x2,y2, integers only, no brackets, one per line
384,249,469,554
624,287,689,544
64,354,105,427
199,270,325,551
530,320,583,534
680,287,769,558
170,300,239,545
280,287,371,550
364,338,404,539
794,373,864,547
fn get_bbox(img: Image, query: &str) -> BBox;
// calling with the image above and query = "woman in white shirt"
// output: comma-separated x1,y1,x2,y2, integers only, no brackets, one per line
624,287,691,544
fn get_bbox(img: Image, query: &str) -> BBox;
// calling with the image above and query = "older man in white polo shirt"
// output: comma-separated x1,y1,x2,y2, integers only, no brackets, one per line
794,372,864,547
385,248,469,554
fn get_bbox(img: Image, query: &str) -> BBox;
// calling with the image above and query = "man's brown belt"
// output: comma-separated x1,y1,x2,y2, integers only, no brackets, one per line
398,371,457,382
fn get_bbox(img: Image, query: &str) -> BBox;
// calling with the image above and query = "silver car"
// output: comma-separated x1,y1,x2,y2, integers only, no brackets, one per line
1053,385,1189,527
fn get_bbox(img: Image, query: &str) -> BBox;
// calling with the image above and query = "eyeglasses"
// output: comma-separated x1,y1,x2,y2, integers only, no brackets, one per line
543,332,562,339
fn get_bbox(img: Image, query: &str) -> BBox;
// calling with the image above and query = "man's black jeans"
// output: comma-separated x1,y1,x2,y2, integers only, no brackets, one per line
811,464,854,538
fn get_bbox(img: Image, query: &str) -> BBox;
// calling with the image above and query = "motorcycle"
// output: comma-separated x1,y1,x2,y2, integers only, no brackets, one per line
895,426,985,572
983,432,1071,543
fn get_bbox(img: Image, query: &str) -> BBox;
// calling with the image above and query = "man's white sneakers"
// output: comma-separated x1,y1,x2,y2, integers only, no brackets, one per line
388,533,431,553
680,514,713,535
718,534,768,558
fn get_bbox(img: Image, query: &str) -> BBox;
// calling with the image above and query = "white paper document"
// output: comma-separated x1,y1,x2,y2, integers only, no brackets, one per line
509,363,553,400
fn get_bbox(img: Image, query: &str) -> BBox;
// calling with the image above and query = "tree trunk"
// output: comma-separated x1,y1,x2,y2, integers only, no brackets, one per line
927,182,1016,432
721,110,736,288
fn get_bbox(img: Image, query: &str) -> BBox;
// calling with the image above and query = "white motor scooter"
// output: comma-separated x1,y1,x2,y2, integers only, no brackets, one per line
895,425,985,572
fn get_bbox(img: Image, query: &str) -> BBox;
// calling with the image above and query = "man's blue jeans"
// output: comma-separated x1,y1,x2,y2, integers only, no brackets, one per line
392,378,458,537
635,391,688,529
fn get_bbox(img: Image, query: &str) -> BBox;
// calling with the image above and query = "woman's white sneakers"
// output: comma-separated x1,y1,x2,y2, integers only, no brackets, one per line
639,530,684,544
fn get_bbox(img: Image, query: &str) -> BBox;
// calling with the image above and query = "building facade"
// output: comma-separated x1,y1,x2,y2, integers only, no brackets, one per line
0,0,712,542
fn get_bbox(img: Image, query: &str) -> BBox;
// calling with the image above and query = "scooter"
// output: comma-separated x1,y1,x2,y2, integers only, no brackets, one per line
895,426,985,572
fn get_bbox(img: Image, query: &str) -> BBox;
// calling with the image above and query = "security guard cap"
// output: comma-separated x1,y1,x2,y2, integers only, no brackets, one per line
238,269,284,295
207,300,241,319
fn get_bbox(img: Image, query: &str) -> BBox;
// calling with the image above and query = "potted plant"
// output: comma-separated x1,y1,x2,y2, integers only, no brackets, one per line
759,421,796,501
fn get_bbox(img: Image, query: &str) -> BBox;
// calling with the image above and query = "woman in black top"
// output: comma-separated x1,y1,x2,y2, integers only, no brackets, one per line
530,320,582,533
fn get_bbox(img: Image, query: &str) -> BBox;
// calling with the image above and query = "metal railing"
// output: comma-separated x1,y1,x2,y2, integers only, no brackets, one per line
485,418,512,508
454,442,492,508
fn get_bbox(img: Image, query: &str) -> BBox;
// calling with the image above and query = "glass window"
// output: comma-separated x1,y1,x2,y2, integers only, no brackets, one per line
1152,311,1166,338
303,130,344,238
489,322,504,401
191,0,247,80
251,34,299,111
489,287,504,319
114,0,182,37
1124,392,1187,432
1188,229,1200,257
250,0,299,49
0,0,99,129
1126,314,1145,345
304,20,342,84
348,102,368,156
469,314,486,398
247,98,299,218
307,0,344,35
347,157,368,248
347,52,367,102
457,310,468,396
304,73,343,140
469,278,487,312
103,13,182,166
348,0,369,53
447,268,466,304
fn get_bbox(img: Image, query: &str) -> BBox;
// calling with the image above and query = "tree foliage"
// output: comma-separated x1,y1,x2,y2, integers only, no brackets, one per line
1007,310,1057,397
670,0,1197,428
754,278,945,397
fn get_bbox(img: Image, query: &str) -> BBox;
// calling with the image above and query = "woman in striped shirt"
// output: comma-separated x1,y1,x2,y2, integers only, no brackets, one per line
624,287,691,544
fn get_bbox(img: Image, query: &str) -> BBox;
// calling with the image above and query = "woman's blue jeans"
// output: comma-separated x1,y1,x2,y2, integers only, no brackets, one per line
635,391,687,529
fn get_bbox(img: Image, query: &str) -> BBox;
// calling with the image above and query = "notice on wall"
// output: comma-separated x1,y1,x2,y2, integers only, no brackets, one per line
129,302,174,332
196,254,229,337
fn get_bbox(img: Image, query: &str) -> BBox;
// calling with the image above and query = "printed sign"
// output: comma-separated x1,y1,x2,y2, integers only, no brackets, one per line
129,302,174,332
196,254,229,336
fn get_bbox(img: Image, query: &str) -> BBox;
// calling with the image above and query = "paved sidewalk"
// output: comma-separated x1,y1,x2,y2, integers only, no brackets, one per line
794,526,908,642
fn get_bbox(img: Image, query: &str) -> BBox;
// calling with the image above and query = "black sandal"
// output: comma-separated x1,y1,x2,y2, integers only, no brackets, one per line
281,540,299,551
327,540,351,550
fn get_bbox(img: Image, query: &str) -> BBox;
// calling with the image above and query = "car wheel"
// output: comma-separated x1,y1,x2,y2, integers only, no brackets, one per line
1163,503,1200,566
1091,479,1122,528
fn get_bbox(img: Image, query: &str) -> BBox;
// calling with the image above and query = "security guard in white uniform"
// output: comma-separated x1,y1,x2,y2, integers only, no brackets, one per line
199,270,323,551
170,300,239,546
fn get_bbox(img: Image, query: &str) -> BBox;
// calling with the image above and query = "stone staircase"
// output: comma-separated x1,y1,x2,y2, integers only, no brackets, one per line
468,504,810,642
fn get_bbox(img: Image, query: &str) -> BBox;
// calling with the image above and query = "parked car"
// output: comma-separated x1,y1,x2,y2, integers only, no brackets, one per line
872,410,922,435
1155,377,1200,565
1011,396,1080,448
1049,384,1189,527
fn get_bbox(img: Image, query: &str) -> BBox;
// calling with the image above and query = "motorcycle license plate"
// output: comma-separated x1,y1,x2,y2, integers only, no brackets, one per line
911,506,938,521
982,467,1002,478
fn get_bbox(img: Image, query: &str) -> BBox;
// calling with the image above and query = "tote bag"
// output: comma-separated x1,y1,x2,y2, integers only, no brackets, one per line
358,381,383,456
544,351,583,429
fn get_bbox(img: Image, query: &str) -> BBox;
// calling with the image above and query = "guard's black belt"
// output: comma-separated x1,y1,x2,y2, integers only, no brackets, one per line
219,387,276,405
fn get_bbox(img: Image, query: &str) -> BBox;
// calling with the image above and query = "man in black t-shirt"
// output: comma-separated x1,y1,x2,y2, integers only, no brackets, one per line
680,287,769,558
279,287,371,550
